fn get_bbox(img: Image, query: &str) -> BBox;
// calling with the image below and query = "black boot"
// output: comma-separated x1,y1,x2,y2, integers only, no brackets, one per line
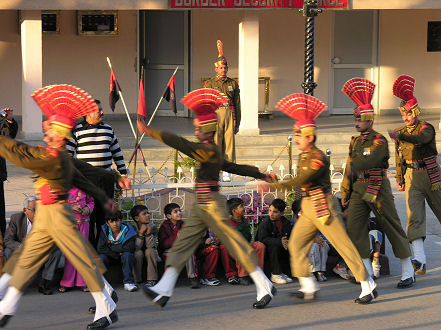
38,279,53,295
142,285,169,308
87,310,118,329
88,291,118,314
0,315,13,328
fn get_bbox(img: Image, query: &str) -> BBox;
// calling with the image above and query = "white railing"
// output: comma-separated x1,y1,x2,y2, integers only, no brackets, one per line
118,163,345,236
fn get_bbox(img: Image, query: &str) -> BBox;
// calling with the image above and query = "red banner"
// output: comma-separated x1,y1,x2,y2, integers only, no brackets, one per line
171,0,347,9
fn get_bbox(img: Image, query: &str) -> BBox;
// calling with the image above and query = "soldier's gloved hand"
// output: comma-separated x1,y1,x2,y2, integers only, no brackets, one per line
103,199,118,214
397,183,405,191
137,118,151,136
388,130,398,140
257,183,271,195
262,173,277,183
118,176,131,190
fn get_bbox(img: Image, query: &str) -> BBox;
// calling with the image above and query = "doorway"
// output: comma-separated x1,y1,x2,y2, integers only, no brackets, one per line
139,10,190,117
329,10,378,114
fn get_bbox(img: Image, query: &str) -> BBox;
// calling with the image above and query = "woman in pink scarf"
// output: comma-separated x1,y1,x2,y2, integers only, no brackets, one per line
59,187,94,292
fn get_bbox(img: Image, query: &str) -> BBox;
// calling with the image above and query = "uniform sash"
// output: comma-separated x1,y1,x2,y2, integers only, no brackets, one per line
423,155,441,191
362,169,384,203
309,187,331,225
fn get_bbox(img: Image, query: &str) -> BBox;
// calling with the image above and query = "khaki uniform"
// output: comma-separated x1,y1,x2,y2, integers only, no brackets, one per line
341,130,410,259
149,128,264,274
0,137,114,292
394,121,441,241
204,77,240,162
274,146,368,282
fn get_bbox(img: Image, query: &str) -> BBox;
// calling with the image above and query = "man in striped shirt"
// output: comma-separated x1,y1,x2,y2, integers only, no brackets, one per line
66,100,128,246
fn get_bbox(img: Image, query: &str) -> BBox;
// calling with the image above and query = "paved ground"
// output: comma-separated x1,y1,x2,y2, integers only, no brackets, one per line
4,114,441,329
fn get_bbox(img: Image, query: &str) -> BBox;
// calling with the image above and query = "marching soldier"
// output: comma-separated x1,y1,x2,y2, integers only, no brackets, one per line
341,78,414,289
260,93,378,304
0,85,132,329
388,75,441,275
204,40,241,179
138,88,276,310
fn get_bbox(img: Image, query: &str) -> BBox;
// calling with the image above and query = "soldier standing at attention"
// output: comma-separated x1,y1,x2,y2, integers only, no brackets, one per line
260,93,378,304
204,40,240,181
388,75,441,276
341,78,414,289
138,88,276,310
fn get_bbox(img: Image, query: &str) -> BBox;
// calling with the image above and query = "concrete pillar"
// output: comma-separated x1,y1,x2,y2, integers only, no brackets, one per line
21,10,43,140
238,15,259,136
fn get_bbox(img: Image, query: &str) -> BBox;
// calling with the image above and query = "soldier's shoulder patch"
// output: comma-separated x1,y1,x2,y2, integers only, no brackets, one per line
373,136,386,146
420,122,429,131
310,158,325,170
38,145,58,158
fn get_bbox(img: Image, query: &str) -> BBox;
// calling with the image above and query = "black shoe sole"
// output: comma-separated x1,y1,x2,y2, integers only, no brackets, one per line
252,286,277,309
87,310,118,330
142,285,170,308
354,289,378,304
0,315,13,328
291,291,318,300
397,276,415,289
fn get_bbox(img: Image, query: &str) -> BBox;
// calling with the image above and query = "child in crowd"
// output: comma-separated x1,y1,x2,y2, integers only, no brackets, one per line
130,205,161,287
368,217,384,279
97,211,138,292
158,203,200,289
59,187,94,292
227,198,265,285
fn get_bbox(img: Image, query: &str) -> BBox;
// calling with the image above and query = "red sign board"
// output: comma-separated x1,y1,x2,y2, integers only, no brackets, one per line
171,0,347,9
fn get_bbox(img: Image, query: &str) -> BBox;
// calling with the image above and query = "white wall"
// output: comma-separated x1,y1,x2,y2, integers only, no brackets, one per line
191,10,332,114
378,9,441,113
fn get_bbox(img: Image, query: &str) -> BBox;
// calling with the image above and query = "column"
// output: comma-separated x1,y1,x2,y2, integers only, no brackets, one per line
21,10,43,140
238,15,259,136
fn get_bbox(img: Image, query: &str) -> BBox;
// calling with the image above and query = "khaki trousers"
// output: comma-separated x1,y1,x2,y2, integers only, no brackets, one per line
289,195,368,282
167,193,257,275
346,179,411,259
215,107,235,162
405,169,441,242
9,202,105,292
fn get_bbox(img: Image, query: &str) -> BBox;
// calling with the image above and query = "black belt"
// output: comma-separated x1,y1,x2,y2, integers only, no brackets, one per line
405,162,425,169
356,172,386,180
300,188,330,197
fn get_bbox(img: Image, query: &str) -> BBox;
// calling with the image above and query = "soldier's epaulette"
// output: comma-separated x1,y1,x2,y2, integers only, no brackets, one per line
38,145,58,158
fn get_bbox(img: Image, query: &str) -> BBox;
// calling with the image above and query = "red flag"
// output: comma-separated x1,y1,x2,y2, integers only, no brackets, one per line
162,74,177,114
137,79,146,118
109,68,121,112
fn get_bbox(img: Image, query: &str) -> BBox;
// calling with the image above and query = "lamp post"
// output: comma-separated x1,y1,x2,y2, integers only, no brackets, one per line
299,0,322,96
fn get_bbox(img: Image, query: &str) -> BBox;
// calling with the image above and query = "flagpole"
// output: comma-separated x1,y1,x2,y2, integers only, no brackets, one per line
135,66,179,147
106,57,137,139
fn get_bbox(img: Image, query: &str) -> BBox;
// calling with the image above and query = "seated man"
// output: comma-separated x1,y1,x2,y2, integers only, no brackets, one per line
256,198,293,284
158,203,200,289
130,205,161,287
227,198,265,286
97,210,137,292
4,196,64,295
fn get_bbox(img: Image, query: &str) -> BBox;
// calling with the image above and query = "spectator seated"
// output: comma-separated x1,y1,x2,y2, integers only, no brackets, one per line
256,198,293,284
158,203,200,289
130,205,161,287
97,211,137,292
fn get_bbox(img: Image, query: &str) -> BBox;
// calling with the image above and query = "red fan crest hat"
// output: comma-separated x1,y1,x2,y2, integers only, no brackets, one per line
32,84,99,138
393,75,421,117
276,93,327,137
342,78,376,121
181,88,228,133
214,40,228,67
